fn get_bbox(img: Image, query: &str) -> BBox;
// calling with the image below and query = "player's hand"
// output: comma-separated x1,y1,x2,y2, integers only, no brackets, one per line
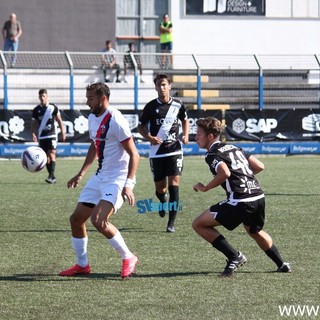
193,182,205,192
67,174,83,189
182,135,189,144
122,187,135,207
149,136,163,145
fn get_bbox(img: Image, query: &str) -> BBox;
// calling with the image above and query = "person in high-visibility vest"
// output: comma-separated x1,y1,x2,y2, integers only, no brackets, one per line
159,14,173,68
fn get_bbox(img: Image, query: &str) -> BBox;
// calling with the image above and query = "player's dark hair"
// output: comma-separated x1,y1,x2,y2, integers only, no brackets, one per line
86,82,110,99
38,88,47,95
154,73,171,85
196,117,222,137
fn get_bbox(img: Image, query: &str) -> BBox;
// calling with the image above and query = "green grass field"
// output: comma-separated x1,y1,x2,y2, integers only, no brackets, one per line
0,155,319,320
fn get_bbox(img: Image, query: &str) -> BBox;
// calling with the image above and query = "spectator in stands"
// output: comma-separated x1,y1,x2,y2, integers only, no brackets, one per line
101,40,121,83
159,14,173,69
123,43,144,83
137,73,189,233
2,13,22,67
31,89,66,184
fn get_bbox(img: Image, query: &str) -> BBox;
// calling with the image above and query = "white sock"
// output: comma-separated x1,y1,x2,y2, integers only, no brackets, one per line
107,231,133,259
72,236,89,267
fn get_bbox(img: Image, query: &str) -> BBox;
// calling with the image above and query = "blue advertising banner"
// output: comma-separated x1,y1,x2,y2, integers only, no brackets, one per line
1,142,320,157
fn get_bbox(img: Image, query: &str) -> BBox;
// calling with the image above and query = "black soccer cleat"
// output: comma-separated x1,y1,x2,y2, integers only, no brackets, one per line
159,210,166,218
45,177,57,184
277,262,292,273
166,225,175,233
220,252,247,277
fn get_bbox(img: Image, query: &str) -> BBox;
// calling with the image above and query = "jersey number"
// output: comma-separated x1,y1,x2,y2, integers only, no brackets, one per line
229,151,253,175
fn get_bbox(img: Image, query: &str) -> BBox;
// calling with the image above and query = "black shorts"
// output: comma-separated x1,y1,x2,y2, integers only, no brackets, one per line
149,154,183,182
39,138,57,153
210,197,265,234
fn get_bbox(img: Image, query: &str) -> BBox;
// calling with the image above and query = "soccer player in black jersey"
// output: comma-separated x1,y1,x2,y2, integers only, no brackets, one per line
31,89,66,184
138,73,189,232
192,117,291,276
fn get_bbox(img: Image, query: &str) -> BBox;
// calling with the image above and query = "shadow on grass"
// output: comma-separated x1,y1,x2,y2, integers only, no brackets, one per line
0,227,149,234
0,229,72,233
266,193,319,196
0,271,215,282
0,181,60,185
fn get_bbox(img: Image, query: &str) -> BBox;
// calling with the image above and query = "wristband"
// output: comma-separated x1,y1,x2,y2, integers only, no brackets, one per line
124,178,136,190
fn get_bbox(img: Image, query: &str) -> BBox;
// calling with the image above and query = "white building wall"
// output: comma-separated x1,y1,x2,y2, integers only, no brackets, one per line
170,1,320,55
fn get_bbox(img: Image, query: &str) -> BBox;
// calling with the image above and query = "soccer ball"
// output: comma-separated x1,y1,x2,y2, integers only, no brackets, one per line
21,146,47,173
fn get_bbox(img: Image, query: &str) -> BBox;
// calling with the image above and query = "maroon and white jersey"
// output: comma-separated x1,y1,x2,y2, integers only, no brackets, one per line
88,106,132,179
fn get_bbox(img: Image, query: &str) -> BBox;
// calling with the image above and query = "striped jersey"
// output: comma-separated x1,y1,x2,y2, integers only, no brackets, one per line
205,141,264,202
139,97,188,158
32,103,59,139
88,106,132,179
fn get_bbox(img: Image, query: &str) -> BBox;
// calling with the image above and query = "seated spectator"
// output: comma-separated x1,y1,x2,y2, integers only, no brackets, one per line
101,40,121,83
123,43,144,83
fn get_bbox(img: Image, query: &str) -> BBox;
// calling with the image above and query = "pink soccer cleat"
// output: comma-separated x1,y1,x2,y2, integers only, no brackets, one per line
59,264,91,276
121,255,139,278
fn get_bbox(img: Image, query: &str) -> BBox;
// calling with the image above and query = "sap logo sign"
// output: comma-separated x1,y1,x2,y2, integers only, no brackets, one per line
246,118,278,133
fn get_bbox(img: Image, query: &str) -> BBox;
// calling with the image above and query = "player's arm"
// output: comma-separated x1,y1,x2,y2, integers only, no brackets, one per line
55,113,66,142
137,123,162,145
31,119,38,142
193,162,230,192
181,118,189,144
121,137,140,206
248,155,265,175
67,140,97,189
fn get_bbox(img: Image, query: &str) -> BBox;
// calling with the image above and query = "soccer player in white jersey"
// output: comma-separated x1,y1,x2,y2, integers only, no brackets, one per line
138,73,189,232
59,82,140,278
192,117,291,276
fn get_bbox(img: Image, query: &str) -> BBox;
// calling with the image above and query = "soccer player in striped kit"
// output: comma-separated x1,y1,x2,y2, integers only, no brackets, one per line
192,117,291,276
138,73,189,232
59,82,140,278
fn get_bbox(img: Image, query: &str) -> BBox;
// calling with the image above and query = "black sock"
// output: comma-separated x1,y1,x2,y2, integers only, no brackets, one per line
49,161,56,179
264,244,284,268
156,191,167,203
211,235,238,260
168,185,179,226
156,191,167,213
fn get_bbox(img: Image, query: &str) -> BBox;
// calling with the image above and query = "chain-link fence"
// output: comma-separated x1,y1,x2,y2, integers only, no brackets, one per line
1,51,320,111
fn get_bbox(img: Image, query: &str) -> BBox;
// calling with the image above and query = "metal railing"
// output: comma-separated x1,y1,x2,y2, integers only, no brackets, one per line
1,51,320,110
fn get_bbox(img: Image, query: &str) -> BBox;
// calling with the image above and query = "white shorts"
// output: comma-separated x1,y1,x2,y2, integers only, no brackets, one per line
78,175,126,211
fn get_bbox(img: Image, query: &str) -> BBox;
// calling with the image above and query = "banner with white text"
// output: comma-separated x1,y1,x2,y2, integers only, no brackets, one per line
186,0,265,16
225,109,320,141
